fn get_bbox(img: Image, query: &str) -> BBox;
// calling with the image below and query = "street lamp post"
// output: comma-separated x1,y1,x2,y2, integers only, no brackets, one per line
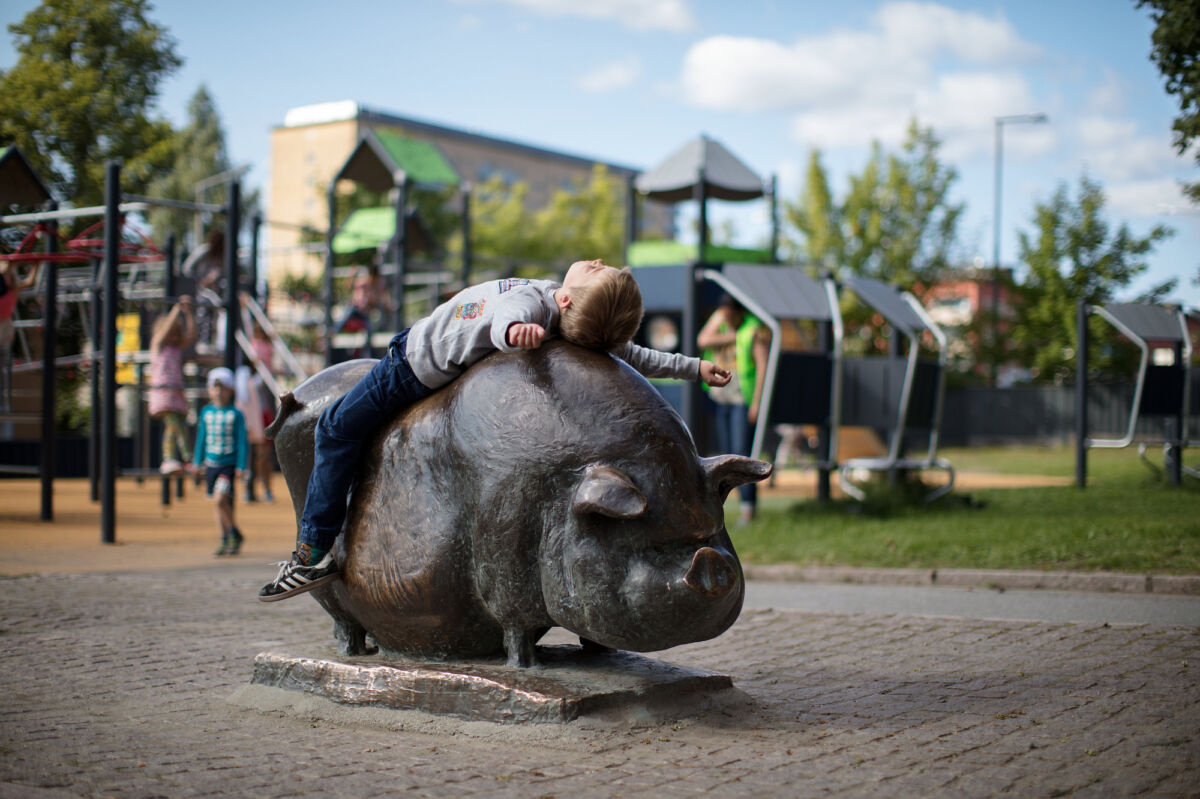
991,112,1048,386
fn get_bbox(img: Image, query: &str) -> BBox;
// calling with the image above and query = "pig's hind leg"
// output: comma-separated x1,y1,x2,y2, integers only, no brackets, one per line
311,584,376,656
503,626,551,668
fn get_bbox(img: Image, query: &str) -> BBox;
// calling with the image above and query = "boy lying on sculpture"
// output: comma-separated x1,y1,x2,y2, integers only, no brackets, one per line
259,259,732,601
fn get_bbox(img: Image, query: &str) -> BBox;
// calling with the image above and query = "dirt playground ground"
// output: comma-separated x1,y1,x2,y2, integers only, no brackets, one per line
0,468,1072,577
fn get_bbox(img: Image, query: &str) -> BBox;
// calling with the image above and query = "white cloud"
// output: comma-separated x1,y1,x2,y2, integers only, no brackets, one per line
1077,115,1180,182
488,0,695,32
1086,68,1126,114
1106,177,1193,220
784,71,1055,160
873,2,1037,63
682,3,1037,112
576,56,642,93
680,2,1046,157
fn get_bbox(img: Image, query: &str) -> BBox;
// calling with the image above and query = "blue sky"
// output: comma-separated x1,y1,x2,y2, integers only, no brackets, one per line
3,0,1197,304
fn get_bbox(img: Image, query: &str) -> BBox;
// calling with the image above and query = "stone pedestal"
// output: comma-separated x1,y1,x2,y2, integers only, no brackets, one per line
250,645,733,724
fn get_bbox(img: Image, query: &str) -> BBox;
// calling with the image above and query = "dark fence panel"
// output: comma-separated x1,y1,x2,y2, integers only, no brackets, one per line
0,436,147,478
941,383,1190,447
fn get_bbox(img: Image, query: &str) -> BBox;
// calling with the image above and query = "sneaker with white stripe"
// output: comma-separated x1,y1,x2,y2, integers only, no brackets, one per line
257,551,339,602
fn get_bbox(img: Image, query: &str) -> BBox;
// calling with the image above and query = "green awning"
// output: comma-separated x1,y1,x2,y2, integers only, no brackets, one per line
331,206,433,255
627,240,774,267
337,129,460,191
373,130,459,185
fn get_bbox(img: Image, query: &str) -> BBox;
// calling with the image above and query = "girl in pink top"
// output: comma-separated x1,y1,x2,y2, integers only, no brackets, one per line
0,261,38,438
149,296,197,474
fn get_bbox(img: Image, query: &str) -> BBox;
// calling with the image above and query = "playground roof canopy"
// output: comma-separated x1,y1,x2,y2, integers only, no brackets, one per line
634,135,764,203
331,206,432,255
718,264,834,321
1101,303,1188,343
0,145,53,208
337,129,460,192
844,276,929,335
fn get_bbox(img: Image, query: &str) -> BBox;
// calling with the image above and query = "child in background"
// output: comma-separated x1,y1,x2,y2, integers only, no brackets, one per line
0,260,39,440
249,323,276,503
148,296,196,475
194,367,249,556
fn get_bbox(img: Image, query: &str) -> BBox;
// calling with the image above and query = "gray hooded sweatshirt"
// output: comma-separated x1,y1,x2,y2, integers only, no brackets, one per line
405,278,698,389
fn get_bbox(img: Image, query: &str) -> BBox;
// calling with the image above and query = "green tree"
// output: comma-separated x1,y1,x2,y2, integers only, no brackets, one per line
530,164,624,265
784,150,841,270
0,0,182,207
1012,175,1174,381
785,119,963,287
144,85,231,243
1138,0,1200,203
465,165,624,270
467,175,538,267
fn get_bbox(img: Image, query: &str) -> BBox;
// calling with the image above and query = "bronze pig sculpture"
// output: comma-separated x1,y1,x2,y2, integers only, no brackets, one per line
268,340,771,667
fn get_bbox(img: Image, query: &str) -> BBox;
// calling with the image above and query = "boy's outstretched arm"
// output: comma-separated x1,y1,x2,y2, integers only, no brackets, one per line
699,360,732,387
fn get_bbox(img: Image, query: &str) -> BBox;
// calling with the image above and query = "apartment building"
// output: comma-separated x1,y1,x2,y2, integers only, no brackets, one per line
266,100,671,287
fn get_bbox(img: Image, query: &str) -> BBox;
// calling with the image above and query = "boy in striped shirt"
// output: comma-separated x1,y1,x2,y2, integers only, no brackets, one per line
194,367,249,556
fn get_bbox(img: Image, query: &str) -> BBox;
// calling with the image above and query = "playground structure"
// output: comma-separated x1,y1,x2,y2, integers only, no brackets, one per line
625,135,954,502
320,129,469,363
1075,299,1197,487
0,159,307,542
19,121,1195,545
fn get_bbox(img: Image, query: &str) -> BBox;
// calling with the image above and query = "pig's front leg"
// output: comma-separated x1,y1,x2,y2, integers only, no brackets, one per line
503,627,538,668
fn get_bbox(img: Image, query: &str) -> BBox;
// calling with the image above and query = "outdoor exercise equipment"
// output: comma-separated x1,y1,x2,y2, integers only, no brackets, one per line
629,262,955,502
701,264,843,499
836,276,953,502
1075,299,1194,488
269,340,770,665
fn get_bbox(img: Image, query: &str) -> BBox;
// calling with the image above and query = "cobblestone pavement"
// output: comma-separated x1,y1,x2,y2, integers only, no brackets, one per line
1,562,1197,798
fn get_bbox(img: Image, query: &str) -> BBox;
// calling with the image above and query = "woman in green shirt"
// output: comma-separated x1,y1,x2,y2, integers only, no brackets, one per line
698,295,770,524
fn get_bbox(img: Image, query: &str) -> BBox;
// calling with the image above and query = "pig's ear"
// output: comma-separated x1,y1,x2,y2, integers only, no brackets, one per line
702,455,773,502
573,465,647,519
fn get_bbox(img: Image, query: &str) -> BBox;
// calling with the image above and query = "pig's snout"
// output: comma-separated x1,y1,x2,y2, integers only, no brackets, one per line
683,546,737,598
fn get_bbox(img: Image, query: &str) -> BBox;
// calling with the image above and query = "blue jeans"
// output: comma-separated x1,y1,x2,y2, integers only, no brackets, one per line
299,330,432,549
711,399,757,506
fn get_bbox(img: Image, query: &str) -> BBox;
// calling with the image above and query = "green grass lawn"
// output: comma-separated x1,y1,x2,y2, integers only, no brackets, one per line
729,446,1200,574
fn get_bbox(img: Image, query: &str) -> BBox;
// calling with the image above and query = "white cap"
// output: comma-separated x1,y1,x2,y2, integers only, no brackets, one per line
207,367,235,390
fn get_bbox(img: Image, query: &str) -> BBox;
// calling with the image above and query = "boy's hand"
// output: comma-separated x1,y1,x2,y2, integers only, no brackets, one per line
507,322,546,349
700,360,732,387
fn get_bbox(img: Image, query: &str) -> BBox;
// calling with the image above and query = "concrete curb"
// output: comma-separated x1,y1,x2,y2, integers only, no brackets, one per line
743,564,1200,596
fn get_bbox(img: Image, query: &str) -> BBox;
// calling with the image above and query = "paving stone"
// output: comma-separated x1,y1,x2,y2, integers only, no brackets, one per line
0,565,1197,797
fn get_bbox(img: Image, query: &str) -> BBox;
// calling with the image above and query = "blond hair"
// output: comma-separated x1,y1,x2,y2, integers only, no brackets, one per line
559,267,644,351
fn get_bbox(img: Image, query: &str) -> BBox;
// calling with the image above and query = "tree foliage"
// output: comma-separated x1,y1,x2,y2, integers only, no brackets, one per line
1138,0,1200,203
467,164,624,270
784,151,841,269
785,119,963,287
144,85,231,244
0,0,183,207
1012,175,1174,381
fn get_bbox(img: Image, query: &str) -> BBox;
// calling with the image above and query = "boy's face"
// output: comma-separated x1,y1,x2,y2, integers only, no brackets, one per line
562,259,619,291
209,383,233,405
